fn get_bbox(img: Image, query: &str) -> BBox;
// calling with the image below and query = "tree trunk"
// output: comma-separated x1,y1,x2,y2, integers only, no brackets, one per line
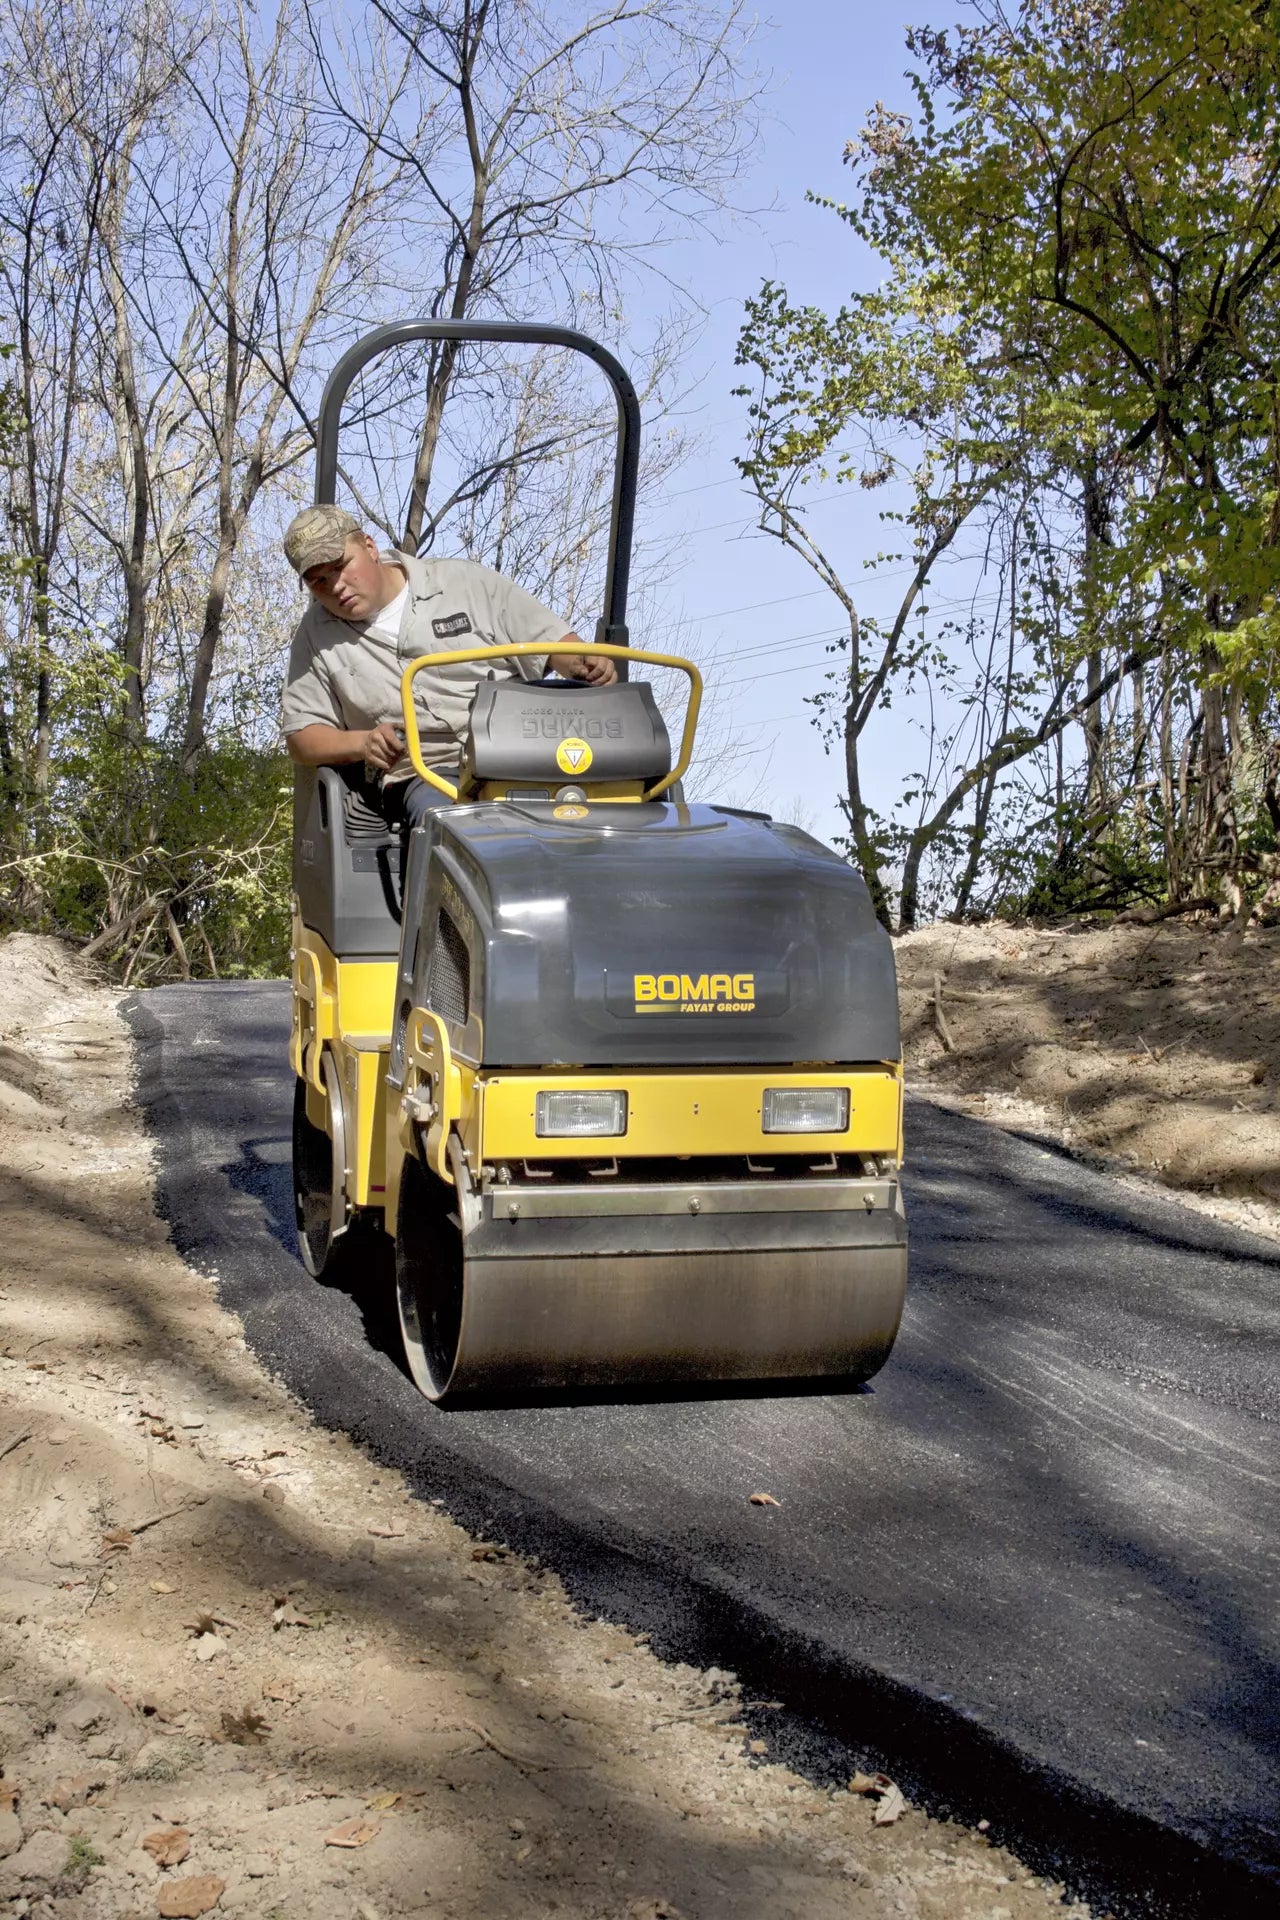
838,604,890,929
1081,460,1108,828
181,526,239,770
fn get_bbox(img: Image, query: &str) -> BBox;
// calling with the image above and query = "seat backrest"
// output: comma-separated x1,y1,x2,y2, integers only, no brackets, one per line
460,678,670,795
292,766,402,956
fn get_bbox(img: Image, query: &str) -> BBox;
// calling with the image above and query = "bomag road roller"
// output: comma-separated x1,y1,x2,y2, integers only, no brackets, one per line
290,320,907,1403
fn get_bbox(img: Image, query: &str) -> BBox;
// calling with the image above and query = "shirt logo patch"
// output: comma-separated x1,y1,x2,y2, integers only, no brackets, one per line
432,612,471,639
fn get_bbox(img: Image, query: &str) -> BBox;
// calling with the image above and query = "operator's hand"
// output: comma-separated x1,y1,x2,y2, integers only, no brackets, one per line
361,721,405,772
549,652,618,686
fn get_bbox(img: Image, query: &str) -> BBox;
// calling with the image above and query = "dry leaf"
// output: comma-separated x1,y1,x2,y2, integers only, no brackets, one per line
156,1875,225,1917
368,1522,406,1539
142,1827,190,1867
219,1705,270,1746
150,1581,176,1595
322,1816,380,1849
271,1601,313,1630
848,1771,888,1795
261,1678,299,1704
100,1526,134,1555
43,1773,104,1811
183,1612,231,1637
873,1783,907,1826
748,1492,781,1507
365,1790,401,1812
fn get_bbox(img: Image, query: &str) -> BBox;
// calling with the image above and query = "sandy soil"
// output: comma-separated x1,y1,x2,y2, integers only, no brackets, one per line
899,916,1280,1243
0,933,1088,1920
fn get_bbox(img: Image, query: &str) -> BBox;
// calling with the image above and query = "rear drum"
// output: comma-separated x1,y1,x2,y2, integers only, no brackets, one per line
395,1150,465,1400
291,1054,353,1279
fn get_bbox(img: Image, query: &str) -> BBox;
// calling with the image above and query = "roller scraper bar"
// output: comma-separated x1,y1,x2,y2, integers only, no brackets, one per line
313,320,642,675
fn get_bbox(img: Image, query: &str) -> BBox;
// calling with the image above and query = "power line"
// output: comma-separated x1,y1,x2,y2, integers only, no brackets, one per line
678,547,1007,629
681,584,1005,669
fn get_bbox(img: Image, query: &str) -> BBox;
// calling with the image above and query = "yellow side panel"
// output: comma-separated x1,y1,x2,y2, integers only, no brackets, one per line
333,958,396,1040
291,928,396,1051
291,922,394,1207
481,1070,901,1161
343,1047,388,1206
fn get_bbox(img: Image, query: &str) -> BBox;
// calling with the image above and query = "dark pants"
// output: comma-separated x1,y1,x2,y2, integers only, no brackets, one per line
353,769,457,834
379,774,455,832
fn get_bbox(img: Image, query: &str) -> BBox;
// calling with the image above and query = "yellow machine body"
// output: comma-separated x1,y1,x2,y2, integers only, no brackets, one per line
290,638,908,1403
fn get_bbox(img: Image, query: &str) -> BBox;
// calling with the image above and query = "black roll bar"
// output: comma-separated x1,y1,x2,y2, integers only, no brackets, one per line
314,320,641,659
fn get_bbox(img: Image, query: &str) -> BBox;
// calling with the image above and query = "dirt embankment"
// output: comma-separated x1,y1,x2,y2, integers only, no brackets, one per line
0,933,1086,1920
899,917,1280,1237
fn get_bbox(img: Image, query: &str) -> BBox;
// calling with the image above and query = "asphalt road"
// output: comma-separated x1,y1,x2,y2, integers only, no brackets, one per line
128,982,1280,1918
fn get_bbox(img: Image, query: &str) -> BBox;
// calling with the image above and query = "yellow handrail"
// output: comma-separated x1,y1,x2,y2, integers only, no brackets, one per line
398,642,702,802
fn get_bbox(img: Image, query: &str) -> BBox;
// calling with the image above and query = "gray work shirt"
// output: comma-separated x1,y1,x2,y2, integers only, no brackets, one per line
281,550,574,778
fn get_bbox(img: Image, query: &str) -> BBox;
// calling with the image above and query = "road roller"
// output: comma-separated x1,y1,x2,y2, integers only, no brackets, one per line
290,319,907,1402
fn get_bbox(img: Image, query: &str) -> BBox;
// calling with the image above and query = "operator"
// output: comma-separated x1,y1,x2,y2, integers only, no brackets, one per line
281,504,616,828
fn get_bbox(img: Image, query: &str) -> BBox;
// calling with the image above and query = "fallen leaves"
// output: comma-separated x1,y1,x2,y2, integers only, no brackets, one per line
218,1705,270,1746
156,1875,225,1917
848,1771,907,1825
873,1784,907,1826
142,1827,191,1867
748,1491,781,1508
183,1612,232,1637
100,1526,134,1556
271,1599,314,1630
364,1790,401,1812
183,1613,233,1664
43,1773,106,1812
367,1521,406,1539
322,1816,381,1849
261,1677,300,1704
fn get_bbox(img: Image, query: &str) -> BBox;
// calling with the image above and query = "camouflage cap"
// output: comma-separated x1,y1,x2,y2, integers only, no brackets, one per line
283,504,363,577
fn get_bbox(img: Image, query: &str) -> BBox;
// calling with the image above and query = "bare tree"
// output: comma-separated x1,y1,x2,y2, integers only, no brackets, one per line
98,0,424,764
304,0,759,551
0,0,185,787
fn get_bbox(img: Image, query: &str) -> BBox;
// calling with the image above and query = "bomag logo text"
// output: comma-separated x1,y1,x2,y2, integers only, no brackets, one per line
634,972,755,1014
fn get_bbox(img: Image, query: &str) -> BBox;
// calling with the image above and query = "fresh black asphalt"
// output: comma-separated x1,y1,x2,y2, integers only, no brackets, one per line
127,982,1280,1918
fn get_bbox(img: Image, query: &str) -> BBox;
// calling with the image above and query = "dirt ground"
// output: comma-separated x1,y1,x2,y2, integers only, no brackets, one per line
899,915,1280,1242
0,932,1090,1920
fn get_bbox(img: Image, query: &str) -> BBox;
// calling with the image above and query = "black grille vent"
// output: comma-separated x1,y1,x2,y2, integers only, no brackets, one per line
427,910,470,1027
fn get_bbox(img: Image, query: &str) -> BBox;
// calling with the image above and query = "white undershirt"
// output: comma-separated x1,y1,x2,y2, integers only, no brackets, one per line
364,578,408,647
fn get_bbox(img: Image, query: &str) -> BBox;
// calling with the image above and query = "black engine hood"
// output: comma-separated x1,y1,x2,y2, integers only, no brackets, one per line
431,801,901,1068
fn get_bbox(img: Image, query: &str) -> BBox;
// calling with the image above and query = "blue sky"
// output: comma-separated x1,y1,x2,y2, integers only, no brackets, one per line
637,1,963,839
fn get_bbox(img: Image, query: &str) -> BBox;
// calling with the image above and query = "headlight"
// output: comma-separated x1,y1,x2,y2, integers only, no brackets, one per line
762,1086,849,1134
535,1089,628,1138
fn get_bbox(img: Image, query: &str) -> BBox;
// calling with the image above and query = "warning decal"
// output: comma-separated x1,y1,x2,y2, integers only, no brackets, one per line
555,736,594,775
